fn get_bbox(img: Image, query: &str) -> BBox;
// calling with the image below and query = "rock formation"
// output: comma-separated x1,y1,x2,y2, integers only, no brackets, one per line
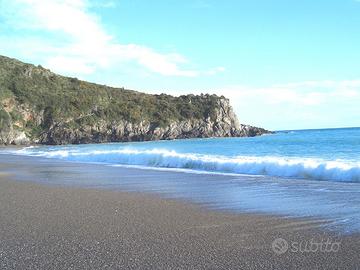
0,55,271,145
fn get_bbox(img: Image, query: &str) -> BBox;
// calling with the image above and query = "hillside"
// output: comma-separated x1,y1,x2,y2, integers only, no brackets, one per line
0,55,271,145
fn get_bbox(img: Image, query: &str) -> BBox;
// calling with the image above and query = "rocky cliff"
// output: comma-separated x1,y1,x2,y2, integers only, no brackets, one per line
0,55,271,145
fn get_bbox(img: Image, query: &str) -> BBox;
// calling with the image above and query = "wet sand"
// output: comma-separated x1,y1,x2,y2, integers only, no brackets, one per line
0,155,359,269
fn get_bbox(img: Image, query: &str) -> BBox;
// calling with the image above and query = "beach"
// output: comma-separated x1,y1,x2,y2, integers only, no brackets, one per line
1,1,359,268
0,154,359,269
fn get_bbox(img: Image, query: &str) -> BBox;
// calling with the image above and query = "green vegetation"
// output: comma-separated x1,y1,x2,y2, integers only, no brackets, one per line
0,107,10,130
1,56,224,122
0,55,271,145
0,55,227,140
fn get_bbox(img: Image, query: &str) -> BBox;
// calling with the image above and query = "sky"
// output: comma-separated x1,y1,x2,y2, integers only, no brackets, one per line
0,0,360,130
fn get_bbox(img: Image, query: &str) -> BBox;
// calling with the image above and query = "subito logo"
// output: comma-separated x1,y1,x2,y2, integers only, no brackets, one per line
271,238,289,255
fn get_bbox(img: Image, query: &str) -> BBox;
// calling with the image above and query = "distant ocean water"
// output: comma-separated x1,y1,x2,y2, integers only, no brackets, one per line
10,127,360,183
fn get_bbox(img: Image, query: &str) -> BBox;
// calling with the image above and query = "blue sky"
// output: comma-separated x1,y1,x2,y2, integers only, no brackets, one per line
1,0,360,130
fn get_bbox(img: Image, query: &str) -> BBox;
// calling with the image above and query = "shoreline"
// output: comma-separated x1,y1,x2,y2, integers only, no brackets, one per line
0,155,359,268
4,139,360,185
1,174,359,269
1,153,360,233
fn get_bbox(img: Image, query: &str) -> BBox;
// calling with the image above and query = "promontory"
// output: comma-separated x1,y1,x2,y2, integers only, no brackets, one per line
0,55,271,145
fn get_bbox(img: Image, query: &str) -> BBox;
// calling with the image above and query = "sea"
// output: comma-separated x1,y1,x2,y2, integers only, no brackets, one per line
2,127,360,233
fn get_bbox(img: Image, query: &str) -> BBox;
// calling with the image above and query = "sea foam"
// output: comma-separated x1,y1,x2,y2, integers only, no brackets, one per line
11,147,360,183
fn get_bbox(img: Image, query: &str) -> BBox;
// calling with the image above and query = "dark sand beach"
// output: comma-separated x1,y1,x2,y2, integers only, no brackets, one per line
0,155,359,269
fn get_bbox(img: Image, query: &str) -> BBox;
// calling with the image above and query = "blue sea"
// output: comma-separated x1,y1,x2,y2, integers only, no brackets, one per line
13,127,360,182
3,127,360,233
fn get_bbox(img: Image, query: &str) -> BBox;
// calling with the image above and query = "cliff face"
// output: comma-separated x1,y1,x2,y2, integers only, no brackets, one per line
0,55,271,145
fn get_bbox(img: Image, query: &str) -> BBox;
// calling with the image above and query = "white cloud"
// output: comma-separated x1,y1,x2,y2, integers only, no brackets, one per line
198,80,360,130
46,56,96,74
0,0,222,77
218,80,360,107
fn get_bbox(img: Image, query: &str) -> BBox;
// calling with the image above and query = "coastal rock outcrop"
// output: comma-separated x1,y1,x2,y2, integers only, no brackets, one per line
0,55,272,145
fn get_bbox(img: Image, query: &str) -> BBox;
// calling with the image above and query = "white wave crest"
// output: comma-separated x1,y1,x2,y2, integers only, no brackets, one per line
13,147,360,183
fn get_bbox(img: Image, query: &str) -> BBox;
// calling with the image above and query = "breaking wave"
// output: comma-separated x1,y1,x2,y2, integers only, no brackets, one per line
11,147,360,183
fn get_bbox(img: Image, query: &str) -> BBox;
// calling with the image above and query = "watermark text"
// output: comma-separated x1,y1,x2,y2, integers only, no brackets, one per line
271,237,341,255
